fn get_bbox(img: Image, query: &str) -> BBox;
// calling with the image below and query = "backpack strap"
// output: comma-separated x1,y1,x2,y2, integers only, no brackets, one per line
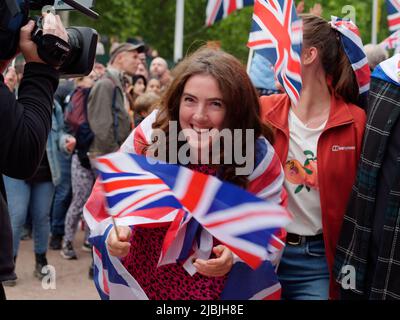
104,75,123,146
64,87,79,116
111,86,120,145
83,87,91,119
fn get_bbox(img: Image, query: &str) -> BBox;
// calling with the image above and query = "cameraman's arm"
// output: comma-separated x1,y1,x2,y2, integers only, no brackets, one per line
0,63,59,179
0,16,65,179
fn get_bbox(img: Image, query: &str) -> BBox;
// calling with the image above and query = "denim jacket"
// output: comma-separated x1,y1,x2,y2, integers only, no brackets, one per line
46,100,73,186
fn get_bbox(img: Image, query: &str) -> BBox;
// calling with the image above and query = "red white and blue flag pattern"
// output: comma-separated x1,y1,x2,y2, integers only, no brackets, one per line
84,111,290,300
330,16,371,96
381,29,400,53
247,0,303,106
372,53,400,86
206,0,254,26
386,0,400,32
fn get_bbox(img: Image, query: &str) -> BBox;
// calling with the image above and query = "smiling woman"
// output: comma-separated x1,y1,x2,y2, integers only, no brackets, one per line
150,47,275,187
86,46,288,300
178,74,226,163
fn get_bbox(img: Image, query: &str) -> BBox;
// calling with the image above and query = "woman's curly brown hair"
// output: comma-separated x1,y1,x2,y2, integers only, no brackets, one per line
148,47,274,189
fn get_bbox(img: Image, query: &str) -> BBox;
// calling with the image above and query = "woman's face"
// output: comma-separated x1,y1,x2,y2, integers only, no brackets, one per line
179,74,226,156
146,78,161,95
133,78,146,96
136,63,149,79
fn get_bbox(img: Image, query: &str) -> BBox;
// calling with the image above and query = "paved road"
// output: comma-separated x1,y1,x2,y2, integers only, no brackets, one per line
4,228,99,300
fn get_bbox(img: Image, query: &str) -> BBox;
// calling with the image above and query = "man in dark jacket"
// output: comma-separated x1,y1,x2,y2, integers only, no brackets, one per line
334,54,400,300
0,16,68,299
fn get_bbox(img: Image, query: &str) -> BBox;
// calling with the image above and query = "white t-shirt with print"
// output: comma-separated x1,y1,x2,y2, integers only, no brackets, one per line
284,109,327,236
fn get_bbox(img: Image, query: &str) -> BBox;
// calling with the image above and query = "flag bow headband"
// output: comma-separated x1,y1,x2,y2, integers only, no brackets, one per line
329,16,371,96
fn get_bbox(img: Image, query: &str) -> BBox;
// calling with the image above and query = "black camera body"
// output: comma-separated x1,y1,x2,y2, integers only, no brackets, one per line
0,0,99,77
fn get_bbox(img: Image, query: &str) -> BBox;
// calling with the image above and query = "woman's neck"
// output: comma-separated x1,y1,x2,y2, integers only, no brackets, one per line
291,76,332,129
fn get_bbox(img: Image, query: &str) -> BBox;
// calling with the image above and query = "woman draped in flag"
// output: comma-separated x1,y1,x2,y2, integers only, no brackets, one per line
86,47,288,300
260,14,368,300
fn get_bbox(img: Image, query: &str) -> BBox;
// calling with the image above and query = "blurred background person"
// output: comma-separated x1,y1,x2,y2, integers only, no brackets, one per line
126,74,147,124
61,73,97,260
364,44,389,71
249,52,281,96
149,57,172,92
49,71,98,251
129,74,147,98
93,62,106,79
4,99,76,286
132,91,160,127
136,62,149,80
146,77,161,96
86,42,144,160
3,67,18,94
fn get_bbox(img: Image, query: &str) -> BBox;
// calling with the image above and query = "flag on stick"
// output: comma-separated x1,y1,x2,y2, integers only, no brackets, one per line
206,0,254,26
386,0,400,32
247,0,303,106
85,152,290,299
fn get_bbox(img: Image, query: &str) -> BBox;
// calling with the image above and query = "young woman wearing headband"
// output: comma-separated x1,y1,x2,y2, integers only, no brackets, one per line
260,14,367,300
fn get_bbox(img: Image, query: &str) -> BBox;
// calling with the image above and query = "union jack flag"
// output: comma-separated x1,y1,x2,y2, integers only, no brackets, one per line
206,0,254,26
247,0,302,106
386,0,400,32
381,29,400,52
330,16,371,96
371,53,400,86
84,110,290,300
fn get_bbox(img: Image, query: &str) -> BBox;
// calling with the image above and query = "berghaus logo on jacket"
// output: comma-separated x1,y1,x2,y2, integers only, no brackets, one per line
331,145,356,152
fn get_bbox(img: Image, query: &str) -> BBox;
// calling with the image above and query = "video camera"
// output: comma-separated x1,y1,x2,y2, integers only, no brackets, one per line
0,0,99,77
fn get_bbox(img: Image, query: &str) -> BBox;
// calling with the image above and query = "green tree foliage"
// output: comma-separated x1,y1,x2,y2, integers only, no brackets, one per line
70,0,140,43
183,3,253,63
69,0,391,63
303,0,389,44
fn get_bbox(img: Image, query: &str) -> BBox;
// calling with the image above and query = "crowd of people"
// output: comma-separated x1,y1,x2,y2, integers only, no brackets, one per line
1,4,400,301
1,36,171,288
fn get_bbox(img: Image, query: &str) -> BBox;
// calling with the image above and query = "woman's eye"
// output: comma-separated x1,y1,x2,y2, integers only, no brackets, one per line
184,97,195,103
211,101,223,108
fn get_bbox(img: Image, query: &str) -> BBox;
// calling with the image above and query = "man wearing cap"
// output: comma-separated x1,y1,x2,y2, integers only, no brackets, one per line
87,42,144,157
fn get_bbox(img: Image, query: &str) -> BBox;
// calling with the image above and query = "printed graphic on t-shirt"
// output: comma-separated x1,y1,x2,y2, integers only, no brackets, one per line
284,150,318,194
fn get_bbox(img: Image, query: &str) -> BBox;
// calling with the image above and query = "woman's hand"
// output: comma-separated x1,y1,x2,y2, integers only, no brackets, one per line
106,226,132,258
193,245,233,277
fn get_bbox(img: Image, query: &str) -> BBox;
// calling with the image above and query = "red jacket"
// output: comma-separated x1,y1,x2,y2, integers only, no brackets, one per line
260,94,366,299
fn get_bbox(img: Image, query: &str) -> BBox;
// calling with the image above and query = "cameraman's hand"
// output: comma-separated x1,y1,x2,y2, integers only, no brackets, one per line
19,14,68,64
19,20,42,64
42,13,68,42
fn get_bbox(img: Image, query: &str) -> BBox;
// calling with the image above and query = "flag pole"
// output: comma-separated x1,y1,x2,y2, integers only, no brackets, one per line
111,216,120,240
372,0,379,44
246,48,254,75
174,0,185,63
